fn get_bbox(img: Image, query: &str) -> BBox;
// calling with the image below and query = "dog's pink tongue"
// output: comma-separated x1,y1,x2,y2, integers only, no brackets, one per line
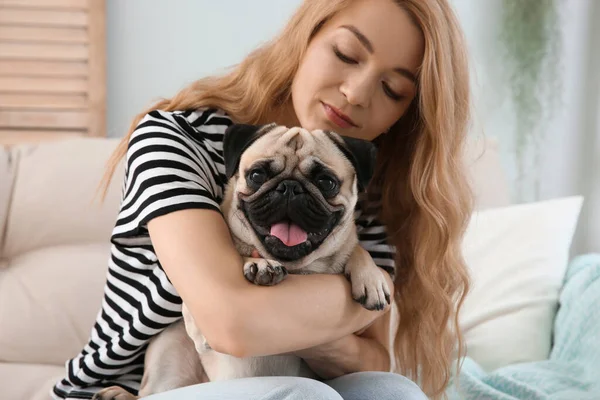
270,222,308,246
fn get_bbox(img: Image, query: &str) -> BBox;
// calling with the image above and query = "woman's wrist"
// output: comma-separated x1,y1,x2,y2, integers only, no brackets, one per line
295,333,391,380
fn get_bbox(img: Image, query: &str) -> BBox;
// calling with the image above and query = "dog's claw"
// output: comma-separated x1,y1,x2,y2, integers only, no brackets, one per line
346,267,392,311
244,258,288,286
92,386,138,400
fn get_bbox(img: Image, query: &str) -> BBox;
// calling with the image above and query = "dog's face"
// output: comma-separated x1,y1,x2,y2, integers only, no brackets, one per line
222,124,377,263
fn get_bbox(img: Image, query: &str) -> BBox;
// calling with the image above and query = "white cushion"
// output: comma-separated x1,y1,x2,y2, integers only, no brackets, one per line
0,362,64,400
2,138,124,259
0,243,110,365
459,196,584,371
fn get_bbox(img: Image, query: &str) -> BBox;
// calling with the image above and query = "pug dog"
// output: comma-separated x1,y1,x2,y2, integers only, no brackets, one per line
94,124,392,400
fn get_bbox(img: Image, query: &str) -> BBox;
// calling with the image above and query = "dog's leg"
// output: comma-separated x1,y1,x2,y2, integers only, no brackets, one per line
344,245,391,311
138,320,207,396
93,320,206,400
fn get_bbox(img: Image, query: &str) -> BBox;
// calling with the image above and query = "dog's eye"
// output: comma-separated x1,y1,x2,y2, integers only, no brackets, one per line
248,169,267,186
317,176,337,192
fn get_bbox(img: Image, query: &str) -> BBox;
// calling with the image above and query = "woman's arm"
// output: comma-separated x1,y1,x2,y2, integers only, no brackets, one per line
148,208,392,358
293,302,393,379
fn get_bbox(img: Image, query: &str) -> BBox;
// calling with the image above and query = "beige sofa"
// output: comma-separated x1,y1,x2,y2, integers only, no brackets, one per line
0,136,510,400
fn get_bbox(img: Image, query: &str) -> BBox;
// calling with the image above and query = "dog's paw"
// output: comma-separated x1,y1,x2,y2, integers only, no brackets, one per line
244,257,288,286
92,386,138,400
346,266,391,311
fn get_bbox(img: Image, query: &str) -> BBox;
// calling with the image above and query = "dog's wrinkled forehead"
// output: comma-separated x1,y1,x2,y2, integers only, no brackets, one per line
240,126,350,175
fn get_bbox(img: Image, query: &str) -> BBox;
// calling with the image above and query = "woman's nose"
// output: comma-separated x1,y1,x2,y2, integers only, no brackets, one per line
340,72,375,108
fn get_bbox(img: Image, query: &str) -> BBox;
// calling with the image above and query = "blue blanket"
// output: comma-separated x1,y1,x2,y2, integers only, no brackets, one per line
446,254,600,400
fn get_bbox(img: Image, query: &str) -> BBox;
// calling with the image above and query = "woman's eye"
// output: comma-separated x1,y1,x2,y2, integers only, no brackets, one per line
383,82,403,101
248,169,267,185
333,46,357,64
317,176,337,192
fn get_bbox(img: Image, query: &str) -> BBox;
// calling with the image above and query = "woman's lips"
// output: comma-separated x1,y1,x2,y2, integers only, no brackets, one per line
322,102,357,129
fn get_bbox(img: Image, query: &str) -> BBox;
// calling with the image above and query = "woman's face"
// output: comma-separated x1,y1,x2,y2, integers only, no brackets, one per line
290,0,424,141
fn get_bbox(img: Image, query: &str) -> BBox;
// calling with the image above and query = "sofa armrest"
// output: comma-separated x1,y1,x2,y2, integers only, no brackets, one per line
1,138,124,259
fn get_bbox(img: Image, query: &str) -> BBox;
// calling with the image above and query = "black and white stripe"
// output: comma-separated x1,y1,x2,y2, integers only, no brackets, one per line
52,108,396,399
355,194,396,277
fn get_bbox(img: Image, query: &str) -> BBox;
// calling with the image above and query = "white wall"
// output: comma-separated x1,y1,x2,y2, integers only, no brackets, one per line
574,0,600,253
452,0,598,253
106,0,302,137
453,0,591,199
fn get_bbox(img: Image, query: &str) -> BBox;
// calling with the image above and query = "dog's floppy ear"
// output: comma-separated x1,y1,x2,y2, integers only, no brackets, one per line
326,133,377,191
223,123,267,179
340,136,378,191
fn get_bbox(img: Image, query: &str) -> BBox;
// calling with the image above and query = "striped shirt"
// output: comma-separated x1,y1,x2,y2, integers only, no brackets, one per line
52,108,396,399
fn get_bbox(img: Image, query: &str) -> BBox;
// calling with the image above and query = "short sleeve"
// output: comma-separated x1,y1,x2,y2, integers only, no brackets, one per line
355,194,397,278
112,110,229,241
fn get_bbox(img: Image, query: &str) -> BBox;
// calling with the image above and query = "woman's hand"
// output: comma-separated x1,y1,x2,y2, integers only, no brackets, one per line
243,247,395,374
292,272,395,380
250,243,394,380
292,319,392,380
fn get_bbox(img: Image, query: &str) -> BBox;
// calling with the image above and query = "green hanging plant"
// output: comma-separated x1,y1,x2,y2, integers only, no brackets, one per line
498,0,563,201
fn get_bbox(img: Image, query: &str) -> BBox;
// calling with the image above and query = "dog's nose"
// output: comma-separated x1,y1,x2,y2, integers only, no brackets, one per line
276,180,305,196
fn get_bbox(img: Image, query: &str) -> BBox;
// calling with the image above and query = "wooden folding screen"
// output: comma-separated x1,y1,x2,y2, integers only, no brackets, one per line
0,0,105,146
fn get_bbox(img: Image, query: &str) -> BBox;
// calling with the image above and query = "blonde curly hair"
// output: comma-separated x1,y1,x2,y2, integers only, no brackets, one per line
101,1,473,397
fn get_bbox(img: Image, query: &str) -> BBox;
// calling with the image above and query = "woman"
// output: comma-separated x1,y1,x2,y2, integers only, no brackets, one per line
53,0,472,399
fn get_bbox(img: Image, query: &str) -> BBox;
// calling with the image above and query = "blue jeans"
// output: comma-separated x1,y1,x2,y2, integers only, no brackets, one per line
141,371,428,400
